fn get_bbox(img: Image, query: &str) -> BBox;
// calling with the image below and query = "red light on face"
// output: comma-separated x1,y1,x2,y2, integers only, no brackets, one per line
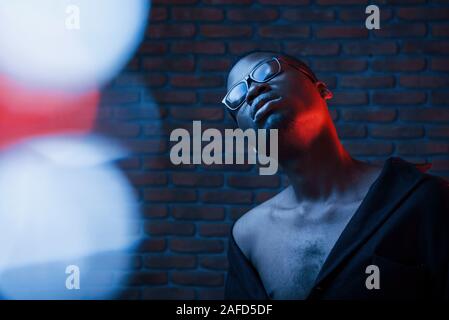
0,76,99,150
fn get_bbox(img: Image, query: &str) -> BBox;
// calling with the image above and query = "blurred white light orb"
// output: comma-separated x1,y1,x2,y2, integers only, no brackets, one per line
0,0,150,91
0,135,140,299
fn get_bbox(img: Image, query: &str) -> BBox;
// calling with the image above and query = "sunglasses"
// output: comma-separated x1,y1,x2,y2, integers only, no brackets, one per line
222,56,317,112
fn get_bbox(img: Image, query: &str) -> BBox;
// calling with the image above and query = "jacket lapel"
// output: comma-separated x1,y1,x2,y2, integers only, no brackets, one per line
307,157,425,299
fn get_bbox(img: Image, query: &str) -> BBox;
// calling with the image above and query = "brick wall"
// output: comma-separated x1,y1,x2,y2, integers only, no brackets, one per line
95,0,449,299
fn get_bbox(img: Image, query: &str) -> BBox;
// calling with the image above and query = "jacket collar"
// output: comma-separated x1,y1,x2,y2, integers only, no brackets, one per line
307,157,426,299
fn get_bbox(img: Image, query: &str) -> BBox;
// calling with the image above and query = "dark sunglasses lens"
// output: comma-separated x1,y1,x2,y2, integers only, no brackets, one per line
226,82,247,110
251,59,279,82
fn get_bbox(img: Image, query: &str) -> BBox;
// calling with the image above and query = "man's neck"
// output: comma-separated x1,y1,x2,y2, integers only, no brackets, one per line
279,131,380,205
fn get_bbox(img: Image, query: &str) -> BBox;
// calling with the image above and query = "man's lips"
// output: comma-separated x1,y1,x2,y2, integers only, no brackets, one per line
252,95,282,123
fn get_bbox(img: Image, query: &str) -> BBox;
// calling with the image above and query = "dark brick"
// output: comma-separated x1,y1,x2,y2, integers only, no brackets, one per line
96,122,141,138
199,223,231,237
227,8,279,21
374,23,426,38
228,41,282,55
170,239,224,253
342,42,397,55
284,42,340,56
312,59,367,72
172,173,224,187
200,256,229,270
144,255,197,269
372,58,426,72
258,26,310,38
432,91,449,105
101,90,140,105
145,221,196,236
283,8,334,21
170,75,224,88
403,41,449,54
336,124,367,138
229,206,252,220
143,155,195,170
125,139,167,154
172,8,224,21
397,7,449,21
317,0,368,4
150,7,168,22
197,289,225,300
127,272,168,286
343,142,394,156
427,127,449,138
258,0,309,4
172,271,224,286
341,109,397,122
199,58,232,72
152,91,197,105
201,25,252,38
171,41,225,54
255,191,278,203
153,0,198,3
203,0,252,3
372,91,427,106
113,106,166,120
400,75,449,88
370,125,424,139
139,42,168,55
144,189,197,202
143,57,195,72
227,175,280,188
330,92,368,106
137,238,167,253
432,24,449,37
397,142,449,155
172,206,225,220
431,58,449,71
339,8,392,21
431,158,449,171
170,107,223,121
147,24,196,38
126,172,167,186
142,287,195,300
143,205,168,219
201,190,252,204
316,26,368,39
340,76,395,88
399,108,449,122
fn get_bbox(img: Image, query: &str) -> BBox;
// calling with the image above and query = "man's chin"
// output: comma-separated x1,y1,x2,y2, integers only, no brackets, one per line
257,113,290,131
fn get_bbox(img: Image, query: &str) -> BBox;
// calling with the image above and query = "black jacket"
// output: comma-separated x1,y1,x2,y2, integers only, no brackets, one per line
225,157,449,300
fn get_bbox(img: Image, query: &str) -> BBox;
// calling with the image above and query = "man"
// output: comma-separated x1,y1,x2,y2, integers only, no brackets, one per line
222,51,449,300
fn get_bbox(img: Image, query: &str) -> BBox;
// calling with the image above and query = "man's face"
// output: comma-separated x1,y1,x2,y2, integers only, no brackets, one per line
225,54,329,138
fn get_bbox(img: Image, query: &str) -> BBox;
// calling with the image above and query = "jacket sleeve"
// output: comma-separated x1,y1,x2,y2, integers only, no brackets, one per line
224,235,269,300
224,238,252,300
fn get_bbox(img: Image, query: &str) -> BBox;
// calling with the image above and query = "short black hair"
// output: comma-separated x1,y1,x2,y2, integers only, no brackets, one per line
229,50,319,85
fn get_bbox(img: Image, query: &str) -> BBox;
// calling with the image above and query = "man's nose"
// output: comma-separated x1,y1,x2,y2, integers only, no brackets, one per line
246,81,270,106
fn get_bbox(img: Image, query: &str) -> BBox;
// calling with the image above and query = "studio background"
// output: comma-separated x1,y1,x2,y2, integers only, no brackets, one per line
94,0,449,299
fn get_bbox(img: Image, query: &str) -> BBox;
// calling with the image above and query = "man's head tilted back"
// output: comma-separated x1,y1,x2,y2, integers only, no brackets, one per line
223,51,336,154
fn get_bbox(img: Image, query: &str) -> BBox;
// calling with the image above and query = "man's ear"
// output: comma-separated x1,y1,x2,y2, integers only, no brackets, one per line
316,81,333,100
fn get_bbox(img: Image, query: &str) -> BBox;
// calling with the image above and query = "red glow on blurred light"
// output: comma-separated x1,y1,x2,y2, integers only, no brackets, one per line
0,76,99,150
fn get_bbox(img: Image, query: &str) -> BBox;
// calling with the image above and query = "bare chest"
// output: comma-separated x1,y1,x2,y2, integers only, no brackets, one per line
251,205,358,299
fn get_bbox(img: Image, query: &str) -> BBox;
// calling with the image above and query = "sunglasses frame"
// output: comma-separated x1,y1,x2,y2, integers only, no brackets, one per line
222,56,317,112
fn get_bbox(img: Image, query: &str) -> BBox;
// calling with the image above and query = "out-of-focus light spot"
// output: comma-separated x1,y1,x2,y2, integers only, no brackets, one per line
0,0,150,91
0,76,99,150
0,135,141,299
